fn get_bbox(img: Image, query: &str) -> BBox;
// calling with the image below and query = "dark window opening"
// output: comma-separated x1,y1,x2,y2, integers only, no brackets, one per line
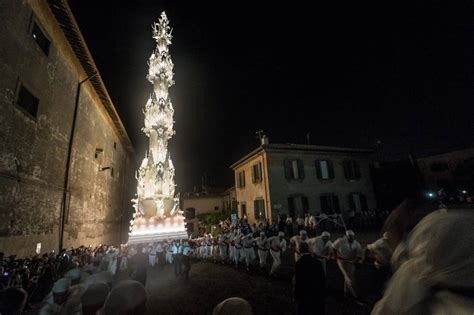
113,142,117,150
254,199,266,220
343,159,361,180
284,159,305,180
185,208,196,220
16,85,39,118
31,22,50,56
320,194,340,214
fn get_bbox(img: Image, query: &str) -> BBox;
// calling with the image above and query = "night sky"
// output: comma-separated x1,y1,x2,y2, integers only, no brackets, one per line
69,1,473,191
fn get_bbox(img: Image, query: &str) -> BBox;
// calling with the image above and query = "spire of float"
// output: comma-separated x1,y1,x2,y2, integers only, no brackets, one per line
128,11,187,244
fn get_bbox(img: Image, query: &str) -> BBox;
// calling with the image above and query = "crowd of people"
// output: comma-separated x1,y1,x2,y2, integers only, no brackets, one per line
1,202,472,314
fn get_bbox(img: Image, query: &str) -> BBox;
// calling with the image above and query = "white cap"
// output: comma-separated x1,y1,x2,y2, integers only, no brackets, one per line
260,232,265,236
278,231,285,237
52,278,71,293
346,230,355,237
383,232,389,240
321,231,330,237
64,268,82,281
300,230,307,235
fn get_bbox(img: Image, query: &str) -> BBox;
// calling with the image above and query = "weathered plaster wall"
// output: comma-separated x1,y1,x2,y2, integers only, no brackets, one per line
0,0,134,257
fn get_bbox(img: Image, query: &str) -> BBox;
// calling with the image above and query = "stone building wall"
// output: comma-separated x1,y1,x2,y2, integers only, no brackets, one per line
0,0,134,257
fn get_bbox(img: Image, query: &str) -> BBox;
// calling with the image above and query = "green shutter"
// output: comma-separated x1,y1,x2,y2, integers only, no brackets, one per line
354,161,361,179
302,196,309,214
251,165,256,183
297,159,305,179
343,160,350,179
320,196,328,212
333,195,340,213
288,197,295,218
328,160,335,179
315,160,322,179
348,194,355,210
360,194,368,210
284,160,292,179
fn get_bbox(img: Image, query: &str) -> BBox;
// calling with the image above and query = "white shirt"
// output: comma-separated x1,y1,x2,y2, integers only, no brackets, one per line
267,236,287,252
367,237,392,266
333,236,362,261
182,245,193,256
308,236,333,258
256,237,268,250
172,244,183,254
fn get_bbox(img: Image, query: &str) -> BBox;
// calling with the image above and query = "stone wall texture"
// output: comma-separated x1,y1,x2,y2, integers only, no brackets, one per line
0,0,135,257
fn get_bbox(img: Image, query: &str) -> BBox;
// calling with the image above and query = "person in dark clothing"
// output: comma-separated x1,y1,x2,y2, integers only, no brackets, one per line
293,242,326,315
133,246,148,287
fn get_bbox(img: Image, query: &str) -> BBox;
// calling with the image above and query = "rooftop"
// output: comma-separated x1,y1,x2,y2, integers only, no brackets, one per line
230,143,373,169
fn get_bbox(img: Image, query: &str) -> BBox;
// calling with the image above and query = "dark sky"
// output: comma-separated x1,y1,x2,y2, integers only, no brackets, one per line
69,1,473,191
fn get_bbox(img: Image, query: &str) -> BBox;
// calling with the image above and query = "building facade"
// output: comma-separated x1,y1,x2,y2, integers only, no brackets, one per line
182,187,237,236
0,0,134,256
231,143,376,224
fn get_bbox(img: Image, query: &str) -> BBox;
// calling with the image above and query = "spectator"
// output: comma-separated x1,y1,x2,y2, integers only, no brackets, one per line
103,280,146,315
0,287,28,315
293,242,326,315
213,297,252,315
81,282,110,315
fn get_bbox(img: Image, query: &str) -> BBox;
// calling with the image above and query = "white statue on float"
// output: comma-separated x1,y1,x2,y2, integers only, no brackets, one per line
128,12,187,244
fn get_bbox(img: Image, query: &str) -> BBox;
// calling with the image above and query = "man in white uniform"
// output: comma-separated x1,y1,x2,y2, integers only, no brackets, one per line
308,231,333,273
218,233,228,263
233,229,244,267
268,231,287,275
290,230,309,262
333,230,362,299
148,244,157,267
242,233,256,271
256,232,269,268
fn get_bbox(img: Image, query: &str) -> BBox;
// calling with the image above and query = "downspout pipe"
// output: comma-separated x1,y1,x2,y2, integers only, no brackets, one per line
59,72,97,252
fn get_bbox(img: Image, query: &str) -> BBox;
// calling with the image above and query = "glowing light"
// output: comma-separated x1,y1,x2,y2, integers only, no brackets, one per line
128,11,187,244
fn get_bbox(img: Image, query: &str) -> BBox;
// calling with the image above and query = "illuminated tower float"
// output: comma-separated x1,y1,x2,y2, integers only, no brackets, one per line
128,12,187,244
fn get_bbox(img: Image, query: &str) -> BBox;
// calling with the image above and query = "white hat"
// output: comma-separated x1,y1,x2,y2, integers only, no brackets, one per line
300,230,307,235
260,232,265,236
383,232,389,240
52,278,71,293
346,230,355,237
65,268,82,281
321,231,330,237
278,231,285,237
213,297,252,315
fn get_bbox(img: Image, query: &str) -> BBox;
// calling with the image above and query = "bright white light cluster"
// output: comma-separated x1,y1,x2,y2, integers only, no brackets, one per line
129,12,187,244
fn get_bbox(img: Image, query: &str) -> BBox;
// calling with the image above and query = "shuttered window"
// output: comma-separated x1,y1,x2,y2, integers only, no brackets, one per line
284,159,305,180
320,194,340,213
237,171,246,188
348,193,368,211
254,199,266,220
343,159,361,180
316,160,335,180
252,162,263,183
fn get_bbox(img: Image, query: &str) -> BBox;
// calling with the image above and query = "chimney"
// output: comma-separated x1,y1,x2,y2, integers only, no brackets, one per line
261,135,269,145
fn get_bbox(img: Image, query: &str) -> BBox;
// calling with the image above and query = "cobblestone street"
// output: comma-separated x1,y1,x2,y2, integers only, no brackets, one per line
123,231,382,315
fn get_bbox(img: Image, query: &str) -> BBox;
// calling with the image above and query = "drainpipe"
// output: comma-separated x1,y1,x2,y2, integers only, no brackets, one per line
59,72,97,252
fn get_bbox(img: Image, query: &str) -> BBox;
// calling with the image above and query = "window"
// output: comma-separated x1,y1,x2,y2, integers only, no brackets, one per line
31,22,50,56
185,208,196,220
252,162,263,183
254,199,266,220
316,159,335,179
348,193,368,212
288,195,309,218
284,159,305,180
240,203,247,218
16,85,39,118
113,142,117,150
231,200,238,213
343,159,361,180
430,162,449,172
237,171,246,188
320,194,340,213
214,206,219,211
